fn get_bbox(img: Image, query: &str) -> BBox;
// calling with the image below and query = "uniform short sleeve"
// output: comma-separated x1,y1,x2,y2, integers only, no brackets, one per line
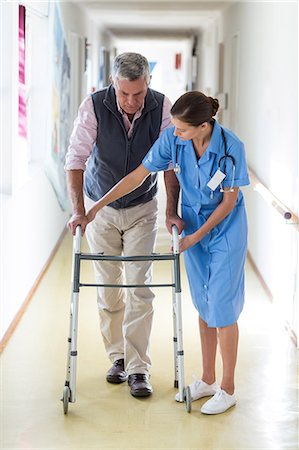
142,127,173,172
221,141,250,188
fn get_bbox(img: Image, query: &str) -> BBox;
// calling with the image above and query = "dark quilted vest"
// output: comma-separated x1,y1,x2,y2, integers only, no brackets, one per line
84,84,164,208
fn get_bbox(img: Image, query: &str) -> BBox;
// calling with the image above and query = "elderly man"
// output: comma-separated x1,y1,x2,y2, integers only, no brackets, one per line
65,52,172,397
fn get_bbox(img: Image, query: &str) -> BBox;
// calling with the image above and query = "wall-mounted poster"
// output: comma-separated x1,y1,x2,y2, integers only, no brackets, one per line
98,47,110,89
46,4,71,211
18,5,27,140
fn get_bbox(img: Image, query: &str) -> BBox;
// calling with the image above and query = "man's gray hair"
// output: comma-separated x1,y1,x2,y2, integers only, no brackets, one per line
111,52,150,84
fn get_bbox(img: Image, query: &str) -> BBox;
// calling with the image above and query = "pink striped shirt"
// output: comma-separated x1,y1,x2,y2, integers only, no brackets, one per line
65,92,172,171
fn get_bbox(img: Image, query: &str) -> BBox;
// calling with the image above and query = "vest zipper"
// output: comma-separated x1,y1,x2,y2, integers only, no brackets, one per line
103,95,157,208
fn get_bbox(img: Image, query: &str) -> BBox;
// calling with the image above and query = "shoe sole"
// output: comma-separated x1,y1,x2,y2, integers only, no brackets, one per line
175,381,219,403
175,393,216,402
201,402,236,415
106,376,128,384
130,390,153,397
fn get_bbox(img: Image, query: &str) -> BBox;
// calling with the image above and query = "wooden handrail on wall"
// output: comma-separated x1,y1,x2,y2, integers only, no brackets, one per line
248,168,299,231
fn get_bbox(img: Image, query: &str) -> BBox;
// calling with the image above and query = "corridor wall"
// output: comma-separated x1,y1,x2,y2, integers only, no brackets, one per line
221,1,298,340
0,1,112,343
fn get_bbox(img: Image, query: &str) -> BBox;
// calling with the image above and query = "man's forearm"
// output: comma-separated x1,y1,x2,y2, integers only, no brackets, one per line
66,169,85,215
164,170,180,216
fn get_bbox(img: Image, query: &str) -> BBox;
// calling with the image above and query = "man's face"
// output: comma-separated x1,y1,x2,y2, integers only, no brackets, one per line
113,77,148,115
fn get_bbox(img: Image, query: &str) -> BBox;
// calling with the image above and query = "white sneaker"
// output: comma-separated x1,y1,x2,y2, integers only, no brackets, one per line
175,379,218,402
201,389,237,414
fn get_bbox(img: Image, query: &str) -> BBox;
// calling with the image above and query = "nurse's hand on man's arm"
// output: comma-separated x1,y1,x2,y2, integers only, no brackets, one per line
86,206,98,224
164,170,185,235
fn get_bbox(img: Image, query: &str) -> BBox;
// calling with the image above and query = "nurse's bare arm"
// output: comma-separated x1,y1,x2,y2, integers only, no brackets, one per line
179,188,239,252
86,164,151,223
164,170,185,234
67,169,90,235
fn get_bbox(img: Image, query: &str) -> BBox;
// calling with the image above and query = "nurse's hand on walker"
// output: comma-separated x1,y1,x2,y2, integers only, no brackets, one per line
177,188,240,253
179,233,198,253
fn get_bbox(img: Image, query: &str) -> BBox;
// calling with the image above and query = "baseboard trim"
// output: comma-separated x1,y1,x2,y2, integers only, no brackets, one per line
284,321,298,348
247,250,274,301
0,227,67,354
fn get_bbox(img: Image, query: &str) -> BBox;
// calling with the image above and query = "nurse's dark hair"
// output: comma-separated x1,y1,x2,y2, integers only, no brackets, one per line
171,91,219,126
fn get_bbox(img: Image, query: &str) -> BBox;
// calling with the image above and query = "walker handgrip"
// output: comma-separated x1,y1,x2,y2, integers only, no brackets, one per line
171,225,180,254
74,226,82,254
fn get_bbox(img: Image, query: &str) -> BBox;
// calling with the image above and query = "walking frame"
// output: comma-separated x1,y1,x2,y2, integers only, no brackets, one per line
61,225,191,414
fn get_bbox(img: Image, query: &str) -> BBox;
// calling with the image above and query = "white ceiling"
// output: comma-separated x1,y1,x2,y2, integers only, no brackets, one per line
71,0,234,37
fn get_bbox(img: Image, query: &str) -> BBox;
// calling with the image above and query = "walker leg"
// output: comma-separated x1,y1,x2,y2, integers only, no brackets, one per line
173,250,191,412
62,385,70,414
61,227,81,414
184,386,191,413
61,280,80,412
172,265,179,388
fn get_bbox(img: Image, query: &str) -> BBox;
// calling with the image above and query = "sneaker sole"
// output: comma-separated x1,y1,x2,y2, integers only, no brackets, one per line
201,402,236,415
175,393,216,402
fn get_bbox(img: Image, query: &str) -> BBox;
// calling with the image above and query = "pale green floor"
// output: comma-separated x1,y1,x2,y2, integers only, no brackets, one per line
1,231,298,450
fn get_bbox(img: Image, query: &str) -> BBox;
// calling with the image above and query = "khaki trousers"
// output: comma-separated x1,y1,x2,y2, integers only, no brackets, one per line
85,196,158,375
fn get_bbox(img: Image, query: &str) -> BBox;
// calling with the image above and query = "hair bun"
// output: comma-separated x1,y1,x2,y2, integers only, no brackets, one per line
209,97,219,116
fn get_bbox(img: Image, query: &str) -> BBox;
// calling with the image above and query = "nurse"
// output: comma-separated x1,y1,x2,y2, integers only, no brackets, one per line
85,91,250,415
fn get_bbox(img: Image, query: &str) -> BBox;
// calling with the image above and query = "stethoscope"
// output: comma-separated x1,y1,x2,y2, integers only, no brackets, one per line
173,127,236,197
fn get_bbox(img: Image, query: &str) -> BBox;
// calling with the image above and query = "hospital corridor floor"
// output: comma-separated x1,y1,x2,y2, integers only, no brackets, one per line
1,231,298,450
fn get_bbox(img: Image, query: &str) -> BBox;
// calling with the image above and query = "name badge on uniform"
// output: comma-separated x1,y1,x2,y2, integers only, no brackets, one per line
207,169,226,191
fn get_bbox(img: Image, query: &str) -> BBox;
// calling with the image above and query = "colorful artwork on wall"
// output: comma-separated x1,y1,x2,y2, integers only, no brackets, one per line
47,5,71,211
18,5,27,139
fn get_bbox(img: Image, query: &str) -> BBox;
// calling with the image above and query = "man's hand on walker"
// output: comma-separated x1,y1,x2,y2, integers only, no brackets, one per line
67,213,89,235
165,214,185,235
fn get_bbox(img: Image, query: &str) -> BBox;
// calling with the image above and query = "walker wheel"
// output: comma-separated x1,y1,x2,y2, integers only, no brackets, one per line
62,386,70,414
184,386,192,413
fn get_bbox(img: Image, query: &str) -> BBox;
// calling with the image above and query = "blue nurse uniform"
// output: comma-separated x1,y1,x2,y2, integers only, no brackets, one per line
143,120,250,327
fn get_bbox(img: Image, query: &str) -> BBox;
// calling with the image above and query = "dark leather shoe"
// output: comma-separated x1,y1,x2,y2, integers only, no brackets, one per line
128,373,153,397
106,359,128,384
